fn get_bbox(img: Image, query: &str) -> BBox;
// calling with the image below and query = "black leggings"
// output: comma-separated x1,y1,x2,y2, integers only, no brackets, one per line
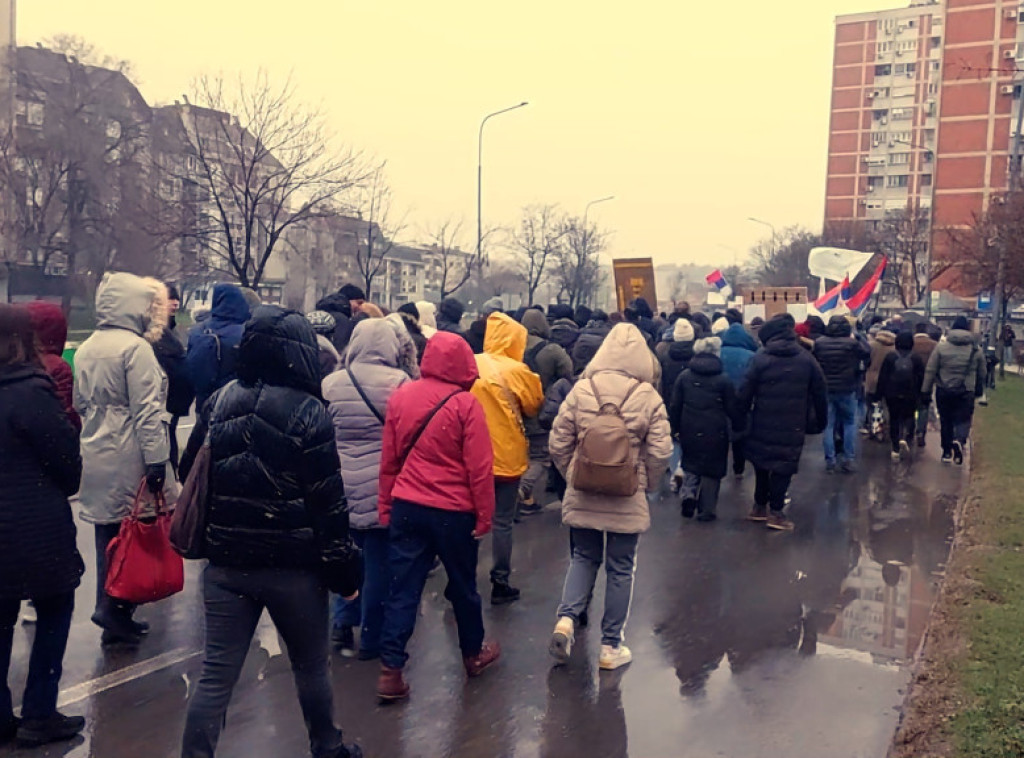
887,399,916,452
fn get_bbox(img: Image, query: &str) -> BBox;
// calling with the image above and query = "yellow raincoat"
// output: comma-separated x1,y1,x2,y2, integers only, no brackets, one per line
472,313,544,479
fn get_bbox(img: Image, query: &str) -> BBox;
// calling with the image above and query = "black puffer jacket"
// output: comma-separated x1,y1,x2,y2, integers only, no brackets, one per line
0,365,84,600
660,339,695,399
153,317,195,417
737,324,828,476
316,293,356,356
199,306,360,596
812,317,870,394
550,318,580,352
670,352,738,479
572,320,610,373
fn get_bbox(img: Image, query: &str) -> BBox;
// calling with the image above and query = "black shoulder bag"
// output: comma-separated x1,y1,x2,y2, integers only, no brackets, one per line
346,367,386,425
397,390,462,468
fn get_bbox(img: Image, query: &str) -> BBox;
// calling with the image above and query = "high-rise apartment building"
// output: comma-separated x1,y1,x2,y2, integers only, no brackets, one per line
825,0,1024,296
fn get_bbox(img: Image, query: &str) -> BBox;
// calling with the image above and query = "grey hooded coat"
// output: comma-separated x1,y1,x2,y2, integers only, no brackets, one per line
323,319,410,529
74,272,173,525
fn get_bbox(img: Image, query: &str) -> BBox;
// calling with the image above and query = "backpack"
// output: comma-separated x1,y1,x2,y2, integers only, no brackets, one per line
888,353,918,400
572,378,641,497
186,327,223,400
524,339,548,374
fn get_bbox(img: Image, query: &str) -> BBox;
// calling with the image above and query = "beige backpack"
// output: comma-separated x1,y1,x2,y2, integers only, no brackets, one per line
572,377,640,497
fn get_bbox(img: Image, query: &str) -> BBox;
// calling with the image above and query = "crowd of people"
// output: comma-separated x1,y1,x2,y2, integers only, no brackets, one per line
0,274,992,756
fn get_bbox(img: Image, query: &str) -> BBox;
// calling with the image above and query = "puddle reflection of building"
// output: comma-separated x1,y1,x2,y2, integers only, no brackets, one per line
539,653,628,758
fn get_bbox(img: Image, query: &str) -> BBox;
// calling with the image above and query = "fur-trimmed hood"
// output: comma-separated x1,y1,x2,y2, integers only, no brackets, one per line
94,272,168,344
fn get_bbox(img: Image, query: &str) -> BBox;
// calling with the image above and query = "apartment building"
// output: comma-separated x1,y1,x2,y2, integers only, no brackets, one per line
825,0,1024,296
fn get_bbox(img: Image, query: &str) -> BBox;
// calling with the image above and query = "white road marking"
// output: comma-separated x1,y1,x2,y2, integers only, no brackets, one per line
55,647,202,708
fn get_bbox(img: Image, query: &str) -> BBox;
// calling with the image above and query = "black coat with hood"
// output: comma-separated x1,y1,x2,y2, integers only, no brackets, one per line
670,349,739,479
437,297,468,340
153,315,195,417
812,316,870,395
660,339,695,400
737,317,829,476
878,331,926,402
0,364,84,600
185,306,360,596
571,319,610,374
315,292,356,356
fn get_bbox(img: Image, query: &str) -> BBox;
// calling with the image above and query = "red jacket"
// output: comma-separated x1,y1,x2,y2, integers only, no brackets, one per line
26,301,81,432
378,332,495,535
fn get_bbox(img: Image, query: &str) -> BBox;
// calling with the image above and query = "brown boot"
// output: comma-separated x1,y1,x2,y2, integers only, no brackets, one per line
376,665,410,703
463,640,501,677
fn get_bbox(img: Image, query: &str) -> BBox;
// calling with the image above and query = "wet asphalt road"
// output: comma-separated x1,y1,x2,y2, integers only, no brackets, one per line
6,432,961,758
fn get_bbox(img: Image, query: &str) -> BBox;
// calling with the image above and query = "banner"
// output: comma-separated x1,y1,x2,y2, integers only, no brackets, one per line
807,247,875,284
846,258,888,315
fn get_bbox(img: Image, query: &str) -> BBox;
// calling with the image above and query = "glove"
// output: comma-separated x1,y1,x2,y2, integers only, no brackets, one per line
145,463,167,495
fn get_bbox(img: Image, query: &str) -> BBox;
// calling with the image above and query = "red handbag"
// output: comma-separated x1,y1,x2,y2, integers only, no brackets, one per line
104,481,185,604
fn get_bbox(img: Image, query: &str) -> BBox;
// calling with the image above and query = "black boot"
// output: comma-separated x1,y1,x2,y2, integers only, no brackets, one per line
490,582,521,605
16,713,85,747
92,604,142,645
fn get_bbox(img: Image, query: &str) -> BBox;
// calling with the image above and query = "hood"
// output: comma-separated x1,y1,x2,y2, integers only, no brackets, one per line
688,351,723,376
237,305,321,396
548,304,574,321
438,297,465,324
385,313,421,379
316,292,351,320
874,330,896,347
421,331,479,389
668,339,695,361
521,308,550,338
25,301,68,356
398,310,422,335
95,272,168,343
346,318,401,369
895,331,914,351
630,297,654,320
758,315,793,347
483,311,527,360
574,305,592,328
825,316,852,338
584,323,655,383
806,315,826,338
211,283,251,326
720,322,757,351
551,317,579,332
415,301,437,330
947,329,976,347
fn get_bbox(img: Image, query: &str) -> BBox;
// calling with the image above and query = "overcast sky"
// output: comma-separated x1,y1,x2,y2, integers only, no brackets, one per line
19,0,905,267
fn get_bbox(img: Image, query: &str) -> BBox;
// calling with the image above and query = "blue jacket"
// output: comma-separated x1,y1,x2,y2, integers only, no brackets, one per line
720,323,757,389
187,284,251,413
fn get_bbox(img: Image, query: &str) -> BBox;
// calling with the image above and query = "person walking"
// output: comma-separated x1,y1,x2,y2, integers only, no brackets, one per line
24,301,80,431
911,323,937,446
472,312,543,604
396,303,428,362
549,305,582,353
864,327,897,437
572,310,612,374
179,306,362,758
323,319,410,659
737,314,828,531
436,297,468,339
812,315,871,473
518,309,573,516
186,283,250,417
152,285,195,474
1002,322,1017,367
719,317,758,479
548,323,672,670
306,310,342,378
877,331,925,460
315,291,358,356
0,305,86,748
74,273,175,645
922,316,986,465
466,297,504,354
659,317,695,400
375,332,500,702
669,336,739,522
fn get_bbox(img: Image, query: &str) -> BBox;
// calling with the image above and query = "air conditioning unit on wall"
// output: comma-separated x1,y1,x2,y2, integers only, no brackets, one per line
1001,85,1016,95
1005,49,1017,59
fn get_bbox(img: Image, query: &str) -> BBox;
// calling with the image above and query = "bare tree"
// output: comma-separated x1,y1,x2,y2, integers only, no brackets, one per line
872,205,933,308
554,215,608,308
428,218,472,299
509,203,565,305
746,226,818,289
353,161,406,301
41,34,136,80
666,268,687,307
162,71,366,289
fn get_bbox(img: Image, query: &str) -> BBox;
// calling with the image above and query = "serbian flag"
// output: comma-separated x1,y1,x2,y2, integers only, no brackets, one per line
705,269,728,291
813,276,850,314
846,258,888,315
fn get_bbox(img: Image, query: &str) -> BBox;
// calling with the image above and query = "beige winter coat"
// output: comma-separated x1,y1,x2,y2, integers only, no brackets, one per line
549,323,673,534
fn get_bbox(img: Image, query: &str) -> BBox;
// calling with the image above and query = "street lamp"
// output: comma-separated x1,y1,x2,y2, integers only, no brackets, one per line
583,195,615,230
477,102,528,265
748,217,777,256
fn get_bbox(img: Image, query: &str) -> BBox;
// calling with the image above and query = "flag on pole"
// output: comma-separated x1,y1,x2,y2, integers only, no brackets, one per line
813,276,850,314
705,269,733,299
846,258,888,315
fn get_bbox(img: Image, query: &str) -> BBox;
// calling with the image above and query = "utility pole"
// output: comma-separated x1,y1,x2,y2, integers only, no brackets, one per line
991,82,1024,377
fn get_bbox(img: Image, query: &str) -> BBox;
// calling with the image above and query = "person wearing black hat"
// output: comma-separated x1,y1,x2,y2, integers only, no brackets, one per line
922,315,986,464
737,314,828,531
437,297,469,342
397,302,428,362
316,291,357,356
152,283,194,475
339,284,366,314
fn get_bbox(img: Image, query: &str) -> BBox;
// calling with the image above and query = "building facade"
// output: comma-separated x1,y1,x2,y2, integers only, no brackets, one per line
825,0,1024,296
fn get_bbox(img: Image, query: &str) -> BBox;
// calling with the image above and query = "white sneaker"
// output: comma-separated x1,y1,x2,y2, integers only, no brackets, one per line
891,450,901,461
549,617,574,665
20,602,36,624
599,644,632,670
899,440,911,458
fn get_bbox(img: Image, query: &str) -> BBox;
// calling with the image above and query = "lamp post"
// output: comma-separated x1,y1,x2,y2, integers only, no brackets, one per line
583,195,615,231
477,102,528,267
747,217,777,256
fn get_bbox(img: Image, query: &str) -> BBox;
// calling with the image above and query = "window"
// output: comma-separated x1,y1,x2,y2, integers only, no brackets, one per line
931,61,940,71
25,101,43,126
892,107,913,120
931,36,941,49
875,64,892,76
922,174,933,186
895,63,906,74
906,62,917,74
886,174,910,188
874,109,889,120
890,152,911,165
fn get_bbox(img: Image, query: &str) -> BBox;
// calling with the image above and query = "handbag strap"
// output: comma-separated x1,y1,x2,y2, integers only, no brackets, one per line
346,367,386,425
397,390,462,469
589,375,640,412
130,480,168,519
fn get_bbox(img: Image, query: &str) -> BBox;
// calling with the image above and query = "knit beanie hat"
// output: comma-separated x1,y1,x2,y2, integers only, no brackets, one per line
673,318,695,343
711,317,729,335
339,283,366,302
694,336,722,356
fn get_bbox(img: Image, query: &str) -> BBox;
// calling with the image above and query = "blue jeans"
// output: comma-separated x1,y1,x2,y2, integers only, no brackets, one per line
823,391,858,465
0,592,75,723
330,529,389,657
379,501,484,670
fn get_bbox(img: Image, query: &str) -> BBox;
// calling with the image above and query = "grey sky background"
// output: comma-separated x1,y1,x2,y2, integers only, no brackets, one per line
19,0,902,266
